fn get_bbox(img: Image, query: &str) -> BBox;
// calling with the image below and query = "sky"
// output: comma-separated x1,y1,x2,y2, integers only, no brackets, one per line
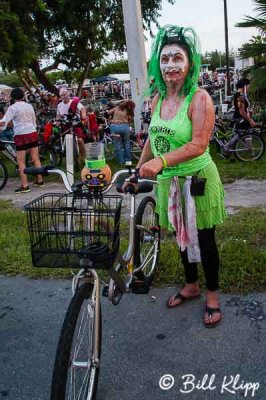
144,0,258,57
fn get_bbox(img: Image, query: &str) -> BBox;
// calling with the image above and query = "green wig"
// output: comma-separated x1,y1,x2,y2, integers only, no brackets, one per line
148,25,201,98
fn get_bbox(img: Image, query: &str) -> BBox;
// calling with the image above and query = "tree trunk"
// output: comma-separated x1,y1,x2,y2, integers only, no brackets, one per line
30,60,59,95
77,55,92,97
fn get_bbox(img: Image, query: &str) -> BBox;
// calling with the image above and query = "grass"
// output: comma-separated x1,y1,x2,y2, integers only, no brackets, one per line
209,144,266,183
0,199,265,293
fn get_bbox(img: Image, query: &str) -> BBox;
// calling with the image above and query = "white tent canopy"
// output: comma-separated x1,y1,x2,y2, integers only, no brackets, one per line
0,84,13,91
109,74,130,81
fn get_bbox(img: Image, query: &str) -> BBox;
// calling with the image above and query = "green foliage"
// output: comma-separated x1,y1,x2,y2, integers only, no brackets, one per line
89,59,129,78
201,50,235,70
236,0,266,102
0,72,22,87
0,0,176,93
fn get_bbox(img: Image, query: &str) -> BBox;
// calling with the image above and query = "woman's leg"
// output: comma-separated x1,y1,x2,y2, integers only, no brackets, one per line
16,149,28,188
198,227,221,326
77,138,86,165
122,125,131,162
110,125,124,164
167,247,200,307
29,146,43,183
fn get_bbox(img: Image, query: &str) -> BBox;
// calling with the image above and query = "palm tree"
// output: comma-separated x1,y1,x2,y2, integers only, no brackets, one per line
236,0,266,102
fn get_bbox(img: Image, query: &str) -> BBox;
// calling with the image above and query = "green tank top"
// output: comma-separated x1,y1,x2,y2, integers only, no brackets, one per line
149,93,212,178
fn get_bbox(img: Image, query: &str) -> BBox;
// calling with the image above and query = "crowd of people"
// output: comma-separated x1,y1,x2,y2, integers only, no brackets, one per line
0,84,138,185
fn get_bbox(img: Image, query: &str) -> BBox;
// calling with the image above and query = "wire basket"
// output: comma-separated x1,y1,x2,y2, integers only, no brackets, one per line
25,193,123,269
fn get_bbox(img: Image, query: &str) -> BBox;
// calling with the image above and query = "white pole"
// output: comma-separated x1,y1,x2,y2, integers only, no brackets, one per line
122,0,147,132
65,133,74,186
224,77,227,101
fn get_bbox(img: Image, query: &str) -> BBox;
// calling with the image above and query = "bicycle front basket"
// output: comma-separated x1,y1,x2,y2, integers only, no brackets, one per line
25,193,123,269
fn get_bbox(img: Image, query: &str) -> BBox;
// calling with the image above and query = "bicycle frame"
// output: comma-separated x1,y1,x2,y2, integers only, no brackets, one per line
72,268,101,366
213,123,251,154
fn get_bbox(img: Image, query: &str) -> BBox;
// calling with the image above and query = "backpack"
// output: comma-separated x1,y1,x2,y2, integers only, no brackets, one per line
67,97,80,121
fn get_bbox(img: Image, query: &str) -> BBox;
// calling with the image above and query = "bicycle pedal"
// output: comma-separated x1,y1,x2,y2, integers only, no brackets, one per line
131,279,150,294
102,285,109,297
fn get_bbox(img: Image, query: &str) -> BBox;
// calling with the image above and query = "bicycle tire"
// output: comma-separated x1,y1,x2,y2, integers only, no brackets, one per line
130,140,142,160
0,161,8,191
50,282,102,400
104,138,116,161
134,196,160,284
39,144,62,166
234,133,265,161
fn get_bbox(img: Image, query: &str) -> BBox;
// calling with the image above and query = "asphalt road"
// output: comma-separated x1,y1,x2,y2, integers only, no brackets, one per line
0,276,265,400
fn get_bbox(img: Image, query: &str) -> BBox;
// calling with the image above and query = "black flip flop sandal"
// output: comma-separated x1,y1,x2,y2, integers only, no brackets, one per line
204,306,221,328
167,292,201,308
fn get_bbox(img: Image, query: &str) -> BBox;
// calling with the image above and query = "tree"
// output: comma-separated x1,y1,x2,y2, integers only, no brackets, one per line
0,0,175,95
236,0,266,102
201,50,234,71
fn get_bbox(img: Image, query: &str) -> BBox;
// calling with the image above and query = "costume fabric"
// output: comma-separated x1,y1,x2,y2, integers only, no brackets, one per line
149,92,226,230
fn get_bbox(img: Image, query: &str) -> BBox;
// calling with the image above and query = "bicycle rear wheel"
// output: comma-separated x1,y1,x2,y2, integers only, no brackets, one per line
103,137,116,161
0,161,8,191
39,144,62,166
50,282,101,400
134,196,160,284
130,140,143,160
234,134,265,161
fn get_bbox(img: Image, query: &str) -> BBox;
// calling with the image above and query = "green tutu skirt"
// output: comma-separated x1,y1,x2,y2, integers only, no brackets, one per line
156,160,226,231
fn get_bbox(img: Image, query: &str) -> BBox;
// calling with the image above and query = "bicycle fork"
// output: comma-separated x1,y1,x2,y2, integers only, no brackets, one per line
72,268,101,367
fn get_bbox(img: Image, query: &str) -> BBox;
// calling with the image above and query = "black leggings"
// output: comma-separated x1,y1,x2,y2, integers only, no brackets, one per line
179,227,219,291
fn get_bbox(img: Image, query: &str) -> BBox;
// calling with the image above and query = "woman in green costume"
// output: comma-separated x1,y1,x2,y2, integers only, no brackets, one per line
136,25,226,327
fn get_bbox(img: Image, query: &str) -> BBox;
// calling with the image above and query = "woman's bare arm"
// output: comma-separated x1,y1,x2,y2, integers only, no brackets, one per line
238,98,256,127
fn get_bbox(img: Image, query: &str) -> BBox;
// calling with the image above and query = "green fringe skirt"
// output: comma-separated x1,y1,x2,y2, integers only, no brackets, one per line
155,160,227,231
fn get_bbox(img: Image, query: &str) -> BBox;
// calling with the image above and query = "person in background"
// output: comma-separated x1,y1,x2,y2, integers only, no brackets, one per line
126,25,226,327
0,88,43,193
57,88,88,165
87,107,99,142
233,78,256,130
107,100,135,165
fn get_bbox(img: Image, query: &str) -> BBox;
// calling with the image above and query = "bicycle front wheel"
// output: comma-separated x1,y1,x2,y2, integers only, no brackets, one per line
0,161,8,191
50,282,101,400
134,196,160,284
234,134,265,161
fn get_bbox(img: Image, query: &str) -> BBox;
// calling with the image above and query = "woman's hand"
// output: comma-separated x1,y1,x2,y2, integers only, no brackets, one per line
139,157,163,178
122,174,138,193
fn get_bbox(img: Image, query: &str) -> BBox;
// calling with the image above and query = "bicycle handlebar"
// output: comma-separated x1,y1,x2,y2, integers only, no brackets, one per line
24,166,157,194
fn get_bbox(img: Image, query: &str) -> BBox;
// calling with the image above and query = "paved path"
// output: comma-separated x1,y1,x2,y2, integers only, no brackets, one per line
0,276,265,400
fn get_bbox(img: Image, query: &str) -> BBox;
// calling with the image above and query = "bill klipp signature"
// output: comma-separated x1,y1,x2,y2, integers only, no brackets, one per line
159,373,260,397
180,374,260,397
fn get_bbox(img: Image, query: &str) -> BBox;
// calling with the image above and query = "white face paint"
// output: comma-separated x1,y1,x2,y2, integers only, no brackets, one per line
160,44,189,83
